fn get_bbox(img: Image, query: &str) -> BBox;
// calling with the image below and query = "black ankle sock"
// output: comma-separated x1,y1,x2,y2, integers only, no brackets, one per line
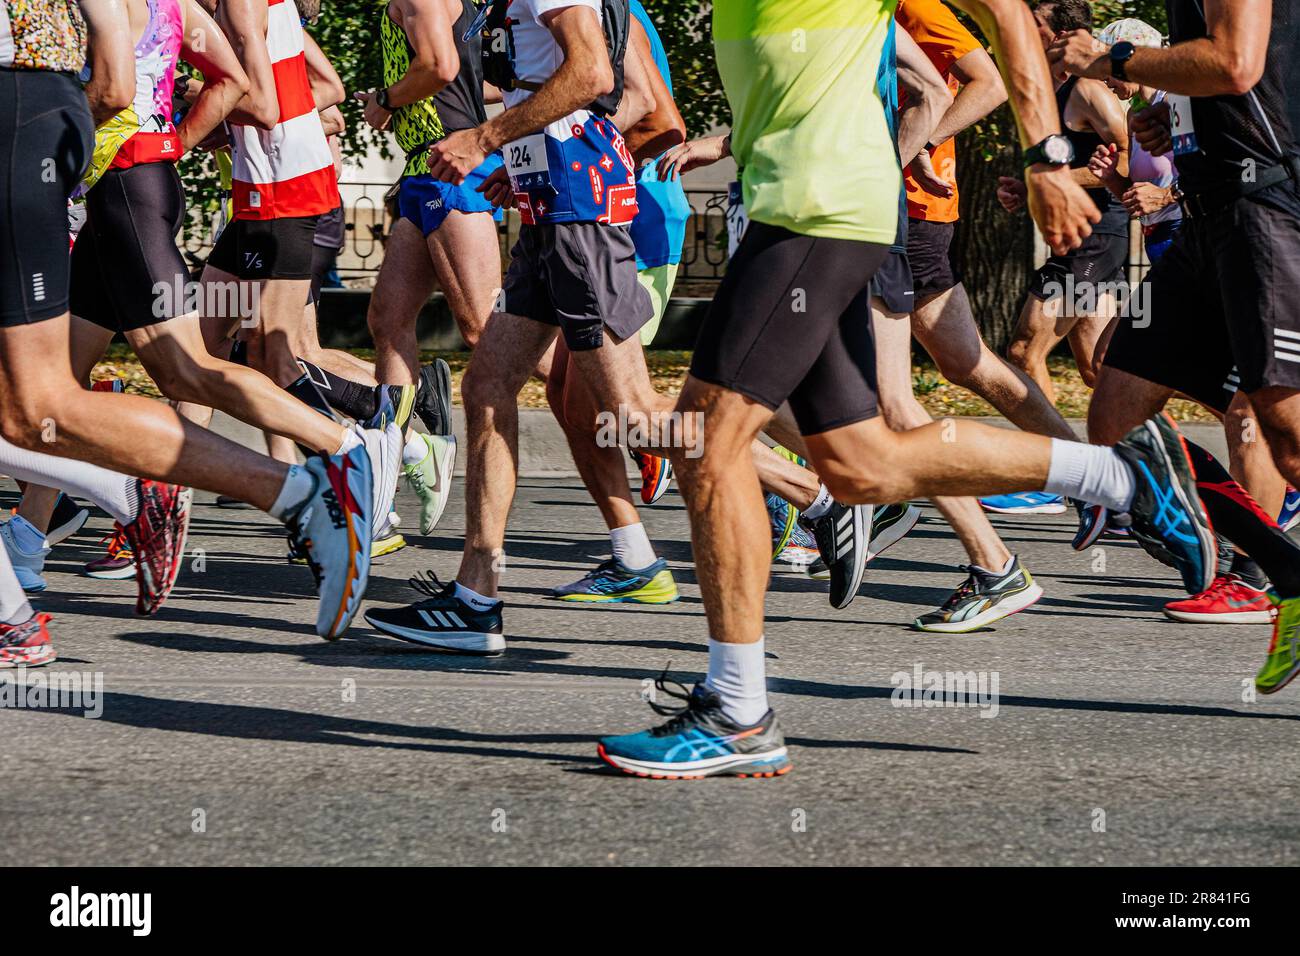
1185,441,1300,597
1230,552,1269,589
296,358,378,421
286,372,337,420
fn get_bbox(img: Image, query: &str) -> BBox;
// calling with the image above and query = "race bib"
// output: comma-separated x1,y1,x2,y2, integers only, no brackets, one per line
1167,94,1199,156
505,133,549,181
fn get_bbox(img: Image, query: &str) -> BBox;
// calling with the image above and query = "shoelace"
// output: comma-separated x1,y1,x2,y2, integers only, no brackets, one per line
409,568,451,599
644,664,705,733
101,524,129,558
940,567,980,611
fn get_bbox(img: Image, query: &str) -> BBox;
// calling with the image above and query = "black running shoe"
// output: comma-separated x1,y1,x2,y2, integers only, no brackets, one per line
414,359,454,437
597,672,790,779
799,502,872,609
1114,413,1216,594
866,502,919,562
364,571,504,655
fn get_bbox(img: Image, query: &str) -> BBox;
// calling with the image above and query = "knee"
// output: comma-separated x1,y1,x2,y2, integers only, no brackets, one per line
461,359,513,411
1005,336,1033,369
150,361,223,405
819,464,893,506
1,390,65,450
1077,360,1099,390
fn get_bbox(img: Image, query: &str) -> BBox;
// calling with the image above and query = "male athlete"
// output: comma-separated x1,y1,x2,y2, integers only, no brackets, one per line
0,0,375,642
596,0,1216,779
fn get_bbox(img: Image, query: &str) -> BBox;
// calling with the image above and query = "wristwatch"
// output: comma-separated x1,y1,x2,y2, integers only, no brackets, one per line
1022,133,1074,169
1110,41,1136,81
375,86,393,111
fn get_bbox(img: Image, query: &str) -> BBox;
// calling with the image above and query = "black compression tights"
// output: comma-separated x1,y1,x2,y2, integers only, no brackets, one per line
1186,441,1300,598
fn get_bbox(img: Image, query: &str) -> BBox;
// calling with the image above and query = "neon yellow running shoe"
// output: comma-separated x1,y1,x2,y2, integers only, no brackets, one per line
1256,592,1300,694
551,558,678,604
372,529,407,557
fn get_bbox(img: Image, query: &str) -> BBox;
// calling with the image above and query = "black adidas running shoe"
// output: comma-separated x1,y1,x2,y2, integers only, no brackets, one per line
799,502,872,609
364,571,504,655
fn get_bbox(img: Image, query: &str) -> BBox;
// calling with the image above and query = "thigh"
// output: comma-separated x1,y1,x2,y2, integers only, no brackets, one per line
787,285,884,435
544,223,652,351
691,220,885,413
1088,364,1175,444
911,283,983,371
870,296,917,418
371,219,438,328
1011,291,1071,349
427,209,502,340
468,310,558,399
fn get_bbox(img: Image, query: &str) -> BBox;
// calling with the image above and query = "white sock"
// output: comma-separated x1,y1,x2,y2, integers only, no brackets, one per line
972,554,1016,577
705,637,769,726
0,435,139,525
335,428,362,456
0,547,32,626
1044,439,1136,513
402,431,428,466
610,522,657,569
267,464,315,519
454,580,498,611
801,484,834,519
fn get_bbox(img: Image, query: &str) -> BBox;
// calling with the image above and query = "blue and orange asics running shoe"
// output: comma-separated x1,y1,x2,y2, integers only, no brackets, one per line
598,671,789,779
551,557,678,604
1114,413,1216,595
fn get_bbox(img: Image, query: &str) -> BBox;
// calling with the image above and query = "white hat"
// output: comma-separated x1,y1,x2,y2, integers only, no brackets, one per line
1098,18,1164,48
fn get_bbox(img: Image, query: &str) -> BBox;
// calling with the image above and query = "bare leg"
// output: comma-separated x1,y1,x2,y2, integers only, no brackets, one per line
0,316,288,510
911,285,1075,440
1086,364,1175,446
1226,391,1287,518
1005,293,1070,405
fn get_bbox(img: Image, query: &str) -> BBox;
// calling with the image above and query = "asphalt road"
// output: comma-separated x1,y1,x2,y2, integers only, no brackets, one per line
2,425,1297,866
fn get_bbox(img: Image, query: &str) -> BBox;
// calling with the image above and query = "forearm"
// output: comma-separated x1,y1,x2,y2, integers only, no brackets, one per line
897,96,946,167
386,66,447,109
951,0,1060,148
178,77,244,151
1125,39,1259,97
928,81,1005,146
477,62,601,153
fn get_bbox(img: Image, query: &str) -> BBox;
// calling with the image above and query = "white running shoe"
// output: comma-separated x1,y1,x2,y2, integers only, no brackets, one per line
0,520,49,592
284,449,374,639
353,421,402,543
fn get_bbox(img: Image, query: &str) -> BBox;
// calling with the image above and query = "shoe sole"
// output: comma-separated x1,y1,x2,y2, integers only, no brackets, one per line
372,534,406,557
47,507,90,546
640,459,673,505
866,504,920,563
1258,659,1300,695
554,590,679,604
912,582,1045,634
0,646,55,668
1163,607,1273,624
137,487,192,617
1072,508,1108,551
596,743,791,779
363,613,505,655
317,454,373,640
981,503,1067,515
1146,415,1218,594
831,505,871,610
84,565,135,580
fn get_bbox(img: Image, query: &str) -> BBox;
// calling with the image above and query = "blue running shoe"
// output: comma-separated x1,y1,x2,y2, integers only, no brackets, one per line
598,672,790,779
1071,500,1108,550
1280,487,1300,532
766,492,798,560
1114,413,1217,594
979,491,1067,515
551,557,678,604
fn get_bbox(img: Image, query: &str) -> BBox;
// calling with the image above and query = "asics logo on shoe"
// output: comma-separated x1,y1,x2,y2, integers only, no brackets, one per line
1135,462,1198,544
663,727,760,762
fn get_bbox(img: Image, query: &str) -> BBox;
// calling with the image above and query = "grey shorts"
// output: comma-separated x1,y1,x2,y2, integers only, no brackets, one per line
502,222,652,351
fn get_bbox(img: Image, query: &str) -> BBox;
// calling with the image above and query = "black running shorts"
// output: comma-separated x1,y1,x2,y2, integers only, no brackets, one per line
0,69,93,326
1028,229,1128,305
691,220,890,436
906,218,962,299
503,221,652,352
206,214,320,280
1104,185,1300,414
70,162,190,332
869,250,915,315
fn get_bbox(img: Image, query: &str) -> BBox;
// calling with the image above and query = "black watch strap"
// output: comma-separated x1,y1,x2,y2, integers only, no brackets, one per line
376,86,392,111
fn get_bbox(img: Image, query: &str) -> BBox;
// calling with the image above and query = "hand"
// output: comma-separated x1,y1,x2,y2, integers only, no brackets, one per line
909,149,954,198
656,134,729,180
475,164,514,209
1088,143,1120,185
354,90,392,132
1132,101,1172,157
1026,164,1101,255
195,125,229,152
1046,29,1110,80
1122,181,1173,217
995,175,1027,213
427,128,489,185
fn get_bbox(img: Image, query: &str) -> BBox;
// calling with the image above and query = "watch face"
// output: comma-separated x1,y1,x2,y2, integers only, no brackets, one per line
1045,136,1072,164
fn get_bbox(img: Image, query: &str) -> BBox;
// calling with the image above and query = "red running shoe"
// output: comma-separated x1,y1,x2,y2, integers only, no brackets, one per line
0,612,54,668
120,480,192,616
1163,573,1273,624
629,449,673,505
